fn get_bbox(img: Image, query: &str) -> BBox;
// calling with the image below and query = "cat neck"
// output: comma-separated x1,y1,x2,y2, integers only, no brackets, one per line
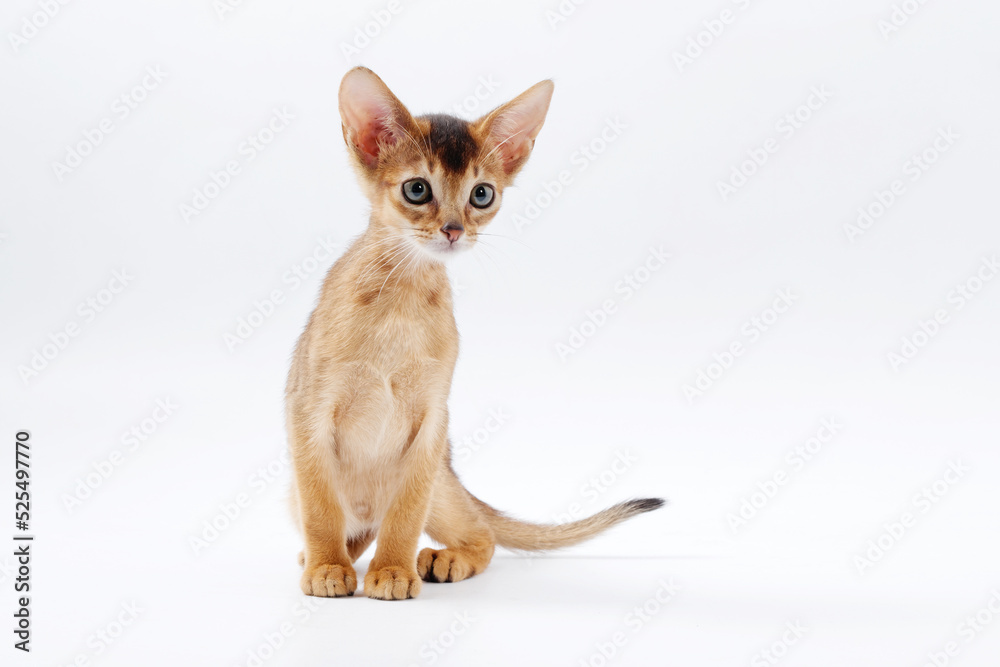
346,224,451,309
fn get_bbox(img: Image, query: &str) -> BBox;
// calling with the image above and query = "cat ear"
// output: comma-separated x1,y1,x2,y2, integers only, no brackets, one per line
477,80,554,176
339,67,417,169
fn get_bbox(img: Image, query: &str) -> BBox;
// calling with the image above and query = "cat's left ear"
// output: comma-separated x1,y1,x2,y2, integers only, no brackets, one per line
476,80,554,176
339,67,419,170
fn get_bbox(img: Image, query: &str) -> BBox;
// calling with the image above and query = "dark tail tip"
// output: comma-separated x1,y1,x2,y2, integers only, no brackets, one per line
624,498,667,514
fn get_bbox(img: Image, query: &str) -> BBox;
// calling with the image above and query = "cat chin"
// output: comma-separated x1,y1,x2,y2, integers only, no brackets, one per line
415,240,472,263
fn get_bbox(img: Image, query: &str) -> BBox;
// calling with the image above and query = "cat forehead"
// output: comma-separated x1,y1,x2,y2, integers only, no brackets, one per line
417,114,480,174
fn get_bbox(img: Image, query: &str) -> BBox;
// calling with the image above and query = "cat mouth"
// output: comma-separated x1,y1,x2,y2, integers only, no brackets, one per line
422,238,471,259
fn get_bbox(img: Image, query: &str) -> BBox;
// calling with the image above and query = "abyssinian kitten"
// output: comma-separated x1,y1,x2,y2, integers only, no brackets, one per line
286,67,664,600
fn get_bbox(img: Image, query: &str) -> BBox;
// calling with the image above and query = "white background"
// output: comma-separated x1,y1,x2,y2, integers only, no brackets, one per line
2,0,1000,665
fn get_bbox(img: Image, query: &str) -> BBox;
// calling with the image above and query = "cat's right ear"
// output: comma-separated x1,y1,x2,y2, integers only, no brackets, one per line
339,67,417,170
476,79,554,177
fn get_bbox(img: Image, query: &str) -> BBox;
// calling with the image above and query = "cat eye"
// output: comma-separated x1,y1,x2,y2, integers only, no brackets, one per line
469,184,495,209
402,178,432,205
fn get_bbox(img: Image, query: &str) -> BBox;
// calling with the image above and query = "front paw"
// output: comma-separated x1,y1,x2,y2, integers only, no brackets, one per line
364,566,421,600
300,562,357,597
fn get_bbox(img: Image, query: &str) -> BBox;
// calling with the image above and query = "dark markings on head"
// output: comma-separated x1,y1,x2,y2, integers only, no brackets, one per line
421,114,478,173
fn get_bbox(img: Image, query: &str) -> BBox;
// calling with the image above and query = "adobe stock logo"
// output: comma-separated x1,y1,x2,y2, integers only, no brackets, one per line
512,117,628,234
918,589,1000,667
727,418,842,534
51,66,168,182
672,0,756,73
179,107,295,224
717,86,832,202
551,449,639,524
407,612,476,667
453,408,510,462
578,579,680,667
213,0,248,21
339,1,404,61
62,398,179,513
844,127,958,243
683,289,797,403
7,0,74,53
853,460,969,575
877,0,933,39
545,0,587,30
555,246,669,361
750,621,808,667
224,235,340,352
57,601,144,666
450,76,501,118
887,255,997,371
189,449,293,557
18,269,134,385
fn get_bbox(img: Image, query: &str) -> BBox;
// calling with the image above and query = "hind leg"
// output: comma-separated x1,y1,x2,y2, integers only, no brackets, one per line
418,470,495,583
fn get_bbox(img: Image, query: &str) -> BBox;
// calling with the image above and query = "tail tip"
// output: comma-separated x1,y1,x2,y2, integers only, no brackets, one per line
625,497,666,514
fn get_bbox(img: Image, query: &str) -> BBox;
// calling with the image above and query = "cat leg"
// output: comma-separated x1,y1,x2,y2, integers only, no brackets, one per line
364,409,446,600
418,468,496,583
291,427,357,597
301,530,373,566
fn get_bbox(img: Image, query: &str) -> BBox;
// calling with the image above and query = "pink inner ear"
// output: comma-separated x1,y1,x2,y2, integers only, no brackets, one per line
496,134,530,172
341,73,400,167
483,81,553,174
347,104,397,167
357,118,392,163
488,120,534,175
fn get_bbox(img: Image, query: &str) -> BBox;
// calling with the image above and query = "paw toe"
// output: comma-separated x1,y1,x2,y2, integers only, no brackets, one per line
418,548,474,583
365,566,421,600
301,563,356,597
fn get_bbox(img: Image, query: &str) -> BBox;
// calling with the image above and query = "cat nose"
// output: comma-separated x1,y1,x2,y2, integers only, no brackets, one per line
440,221,464,243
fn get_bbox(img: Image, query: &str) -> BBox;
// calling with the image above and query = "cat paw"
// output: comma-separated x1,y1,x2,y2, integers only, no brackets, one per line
417,548,477,583
300,562,356,597
364,566,421,600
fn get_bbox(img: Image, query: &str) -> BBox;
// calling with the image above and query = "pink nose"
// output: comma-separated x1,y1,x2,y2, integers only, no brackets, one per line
441,222,464,243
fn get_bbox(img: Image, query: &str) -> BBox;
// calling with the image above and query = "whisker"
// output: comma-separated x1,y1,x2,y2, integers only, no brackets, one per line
471,251,489,283
356,233,424,284
478,128,525,165
375,245,419,305
397,245,424,285
476,238,517,266
476,232,534,251
356,242,411,285
396,125,426,157
475,242,506,277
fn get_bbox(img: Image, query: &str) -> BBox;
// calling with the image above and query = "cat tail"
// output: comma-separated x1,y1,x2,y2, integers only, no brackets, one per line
469,494,665,551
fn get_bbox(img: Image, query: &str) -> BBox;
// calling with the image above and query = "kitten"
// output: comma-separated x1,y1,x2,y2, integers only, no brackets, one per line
286,67,664,600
